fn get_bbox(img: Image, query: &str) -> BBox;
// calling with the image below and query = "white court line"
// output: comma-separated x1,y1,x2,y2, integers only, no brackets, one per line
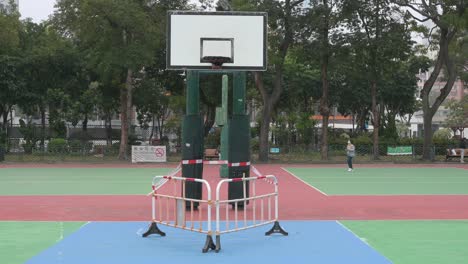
335,221,394,263
280,167,328,196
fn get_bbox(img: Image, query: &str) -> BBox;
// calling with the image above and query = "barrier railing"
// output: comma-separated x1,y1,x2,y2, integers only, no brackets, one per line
142,171,216,252
143,163,287,253
214,173,287,252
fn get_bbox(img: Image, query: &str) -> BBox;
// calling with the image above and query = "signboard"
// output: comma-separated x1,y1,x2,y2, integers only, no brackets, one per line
270,147,280,154
132,146,167,163
387,146,412,156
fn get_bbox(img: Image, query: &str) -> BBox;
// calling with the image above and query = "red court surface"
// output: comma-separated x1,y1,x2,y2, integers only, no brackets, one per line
1,163,467,221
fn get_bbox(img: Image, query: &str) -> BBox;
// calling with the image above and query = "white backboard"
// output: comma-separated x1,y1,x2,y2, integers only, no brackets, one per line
167,11,267,71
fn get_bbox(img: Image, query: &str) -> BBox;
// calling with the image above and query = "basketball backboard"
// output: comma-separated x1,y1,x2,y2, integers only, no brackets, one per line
167,11,267,71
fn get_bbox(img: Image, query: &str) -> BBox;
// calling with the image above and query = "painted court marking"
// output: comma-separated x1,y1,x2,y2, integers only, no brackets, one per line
281,167,328,196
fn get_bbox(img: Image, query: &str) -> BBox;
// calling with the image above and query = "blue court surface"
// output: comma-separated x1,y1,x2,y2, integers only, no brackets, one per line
26,221,391,264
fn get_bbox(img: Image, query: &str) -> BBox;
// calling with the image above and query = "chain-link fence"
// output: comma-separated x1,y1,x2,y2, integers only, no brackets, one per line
1,124,181,163
0,124,460,163
252,144,457,163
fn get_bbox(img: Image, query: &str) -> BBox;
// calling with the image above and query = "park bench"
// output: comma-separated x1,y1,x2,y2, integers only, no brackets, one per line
204,148,219,160
445,148,467,161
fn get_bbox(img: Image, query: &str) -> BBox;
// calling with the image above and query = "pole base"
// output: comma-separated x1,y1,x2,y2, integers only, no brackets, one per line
215,235,221,253
265,221,288,236
202,235,216,253
142,222,166,237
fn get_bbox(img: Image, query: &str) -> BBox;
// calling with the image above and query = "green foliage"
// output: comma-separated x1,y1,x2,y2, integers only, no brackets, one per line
50,120,66,139
445,96,468,129
433,128,453,141
0,5,21,55
340,133,350,140
250,138,259,151
205,128,221,148
352,135,373,146
0,130,6,148
48,138,68,153
68,139,93,154
18,119,39,154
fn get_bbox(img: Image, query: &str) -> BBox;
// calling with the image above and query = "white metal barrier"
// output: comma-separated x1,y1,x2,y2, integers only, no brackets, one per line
214,174,287,252
143,174,215,252
143,164,287,253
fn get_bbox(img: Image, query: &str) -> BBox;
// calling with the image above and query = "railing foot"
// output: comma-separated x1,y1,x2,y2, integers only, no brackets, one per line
202,235,216,253
142,222,166,237
265,221,288,236
215,235,221,253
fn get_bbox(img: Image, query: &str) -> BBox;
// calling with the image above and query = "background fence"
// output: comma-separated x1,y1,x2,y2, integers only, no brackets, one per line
0,143,458,163
0,124,461,163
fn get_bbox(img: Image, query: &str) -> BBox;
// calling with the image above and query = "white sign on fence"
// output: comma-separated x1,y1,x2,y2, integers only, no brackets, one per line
132,146,167,163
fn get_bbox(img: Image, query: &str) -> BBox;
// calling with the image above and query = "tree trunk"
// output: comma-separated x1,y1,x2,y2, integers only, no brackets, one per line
320,115,329,159
259,103,272,161
40,108,46,150
149,115,155,144
81,114,88,150
82,114,88,132
203,105,216,137
118,68,133,160
1,109,8,131
421,27,457,160
105,112,112,147
254,1,293,161
319,0,330,161
422,102,434,160
371,80,379,159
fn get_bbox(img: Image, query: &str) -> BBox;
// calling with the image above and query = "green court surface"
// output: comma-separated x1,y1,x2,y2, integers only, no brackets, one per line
0,221,85,264
342,220,468,264
286,168,468,195
0,168,172,195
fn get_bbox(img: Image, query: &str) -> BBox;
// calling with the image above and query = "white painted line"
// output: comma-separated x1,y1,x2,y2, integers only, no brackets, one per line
56,221,64,242
280,167,328,196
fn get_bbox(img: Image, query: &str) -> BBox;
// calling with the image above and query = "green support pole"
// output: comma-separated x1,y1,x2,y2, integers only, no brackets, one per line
233,72,246,115
220,74,229,178
186,71,200,115
228,72,250,207
182,70,204,208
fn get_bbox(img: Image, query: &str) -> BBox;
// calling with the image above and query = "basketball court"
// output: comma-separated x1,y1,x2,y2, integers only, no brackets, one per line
1,163,468,264
2,9,468,264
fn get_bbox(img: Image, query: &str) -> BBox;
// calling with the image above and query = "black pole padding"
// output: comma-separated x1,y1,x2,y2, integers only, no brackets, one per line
265,221,288,236
142,222,166,237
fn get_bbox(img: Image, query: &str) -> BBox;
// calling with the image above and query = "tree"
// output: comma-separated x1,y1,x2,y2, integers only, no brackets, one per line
19,21,82,144
54,0,161,159
445,95,468,137
345,0,413,158
394,0,467,159
234,0,307,161
134,71,184,143
0,3,21,137
305,0,348,159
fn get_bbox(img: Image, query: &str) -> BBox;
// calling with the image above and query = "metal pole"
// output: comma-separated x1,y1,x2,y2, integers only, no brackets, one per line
186,71,200,115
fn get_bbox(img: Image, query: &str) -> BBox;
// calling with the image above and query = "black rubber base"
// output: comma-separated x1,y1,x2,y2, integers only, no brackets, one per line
265,221,288,236
202,235,216,253
215,235,221,253
142,222,166,237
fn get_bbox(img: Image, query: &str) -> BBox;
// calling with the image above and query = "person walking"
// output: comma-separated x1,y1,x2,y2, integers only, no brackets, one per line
346,140,355,172
460,138,466,163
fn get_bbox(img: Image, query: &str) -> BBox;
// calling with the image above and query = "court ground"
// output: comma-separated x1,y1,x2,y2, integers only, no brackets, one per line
1,163,467,264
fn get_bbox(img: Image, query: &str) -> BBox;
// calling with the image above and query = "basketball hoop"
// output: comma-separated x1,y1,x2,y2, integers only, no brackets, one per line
166,11,267,71
201,56,232,70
